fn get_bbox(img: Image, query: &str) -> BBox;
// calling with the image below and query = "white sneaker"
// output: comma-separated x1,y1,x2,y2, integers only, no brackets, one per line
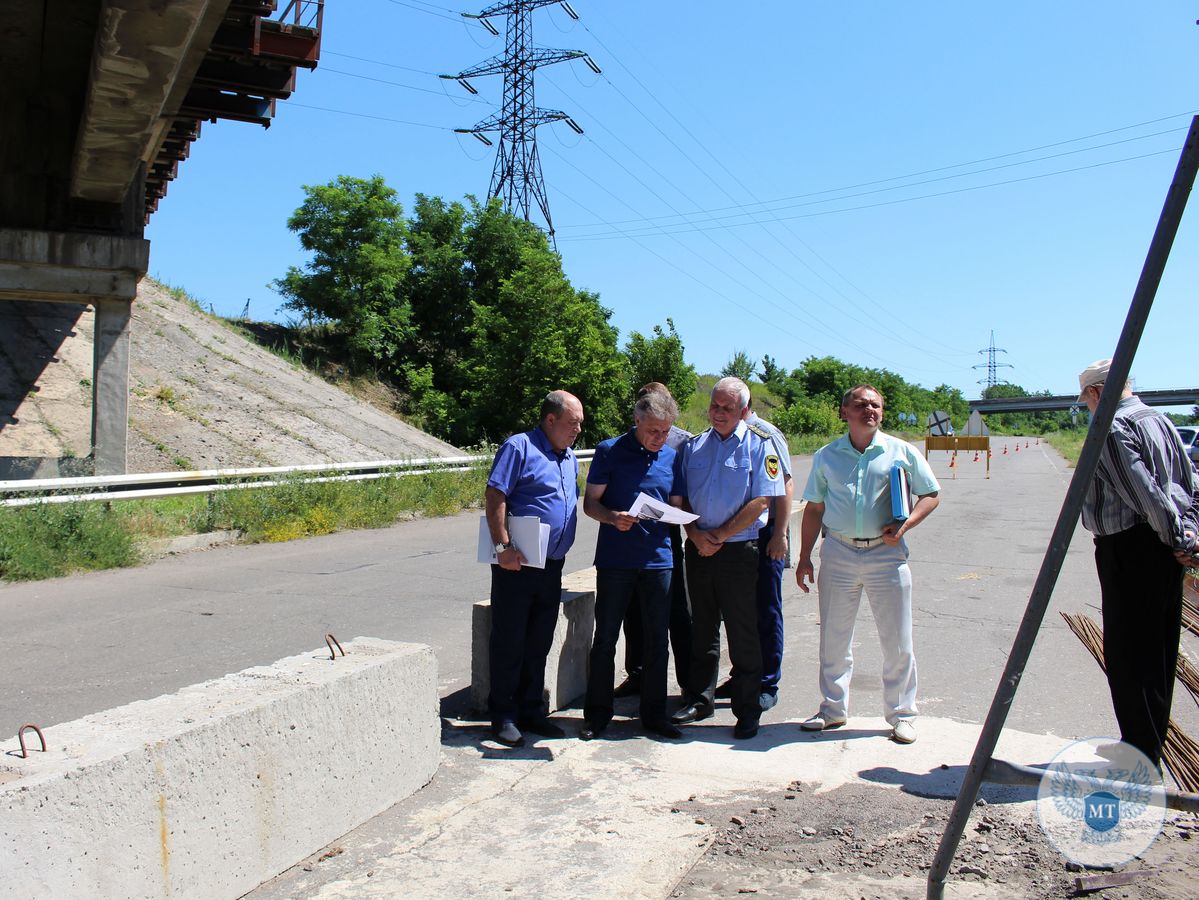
891,720,917,744
800,712,847,732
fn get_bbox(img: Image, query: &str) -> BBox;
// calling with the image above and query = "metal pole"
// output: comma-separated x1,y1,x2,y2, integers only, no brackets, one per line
927,116,1199,899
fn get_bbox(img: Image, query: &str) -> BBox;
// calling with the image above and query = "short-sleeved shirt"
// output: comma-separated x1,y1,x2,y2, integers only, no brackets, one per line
803,431,940,539
587,430,676,569
487,427,579,560
673,420,785,542
747,413,791,523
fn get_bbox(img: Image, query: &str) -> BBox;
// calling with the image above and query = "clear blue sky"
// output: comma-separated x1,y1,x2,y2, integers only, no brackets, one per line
146,1,1199,402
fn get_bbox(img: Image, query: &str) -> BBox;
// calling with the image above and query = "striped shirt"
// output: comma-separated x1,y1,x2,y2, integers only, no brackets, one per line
1081,396,1199,551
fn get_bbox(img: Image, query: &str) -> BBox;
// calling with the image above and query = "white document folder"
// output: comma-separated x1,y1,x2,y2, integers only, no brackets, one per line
477,515,551,569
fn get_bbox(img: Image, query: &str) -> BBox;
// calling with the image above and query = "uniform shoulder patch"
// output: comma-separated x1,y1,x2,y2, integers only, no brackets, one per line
747,421,772,439
765,454,780,479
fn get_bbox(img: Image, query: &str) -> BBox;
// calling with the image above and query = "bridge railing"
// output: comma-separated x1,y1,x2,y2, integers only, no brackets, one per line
0,450,597,509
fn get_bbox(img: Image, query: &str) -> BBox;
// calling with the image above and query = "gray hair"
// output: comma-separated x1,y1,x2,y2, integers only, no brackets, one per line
712,376,750,410
634,390,678,423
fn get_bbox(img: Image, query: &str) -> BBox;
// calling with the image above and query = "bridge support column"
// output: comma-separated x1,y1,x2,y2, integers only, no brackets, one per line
0,229,148,476
91,299,131,475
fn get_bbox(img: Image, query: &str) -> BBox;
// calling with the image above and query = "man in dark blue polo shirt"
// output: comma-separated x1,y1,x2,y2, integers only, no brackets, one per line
579,390,683,740
484,390,584,748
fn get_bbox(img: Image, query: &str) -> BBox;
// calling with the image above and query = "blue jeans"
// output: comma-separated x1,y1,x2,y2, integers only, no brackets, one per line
585,566,672,727
488,557,565,727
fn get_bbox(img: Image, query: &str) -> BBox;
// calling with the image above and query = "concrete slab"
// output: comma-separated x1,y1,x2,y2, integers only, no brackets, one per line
470,567,618,715
249,712,1070,899
0,637,439,899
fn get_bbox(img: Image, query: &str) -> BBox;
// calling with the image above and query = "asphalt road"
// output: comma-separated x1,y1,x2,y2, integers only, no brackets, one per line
3,438,1197,746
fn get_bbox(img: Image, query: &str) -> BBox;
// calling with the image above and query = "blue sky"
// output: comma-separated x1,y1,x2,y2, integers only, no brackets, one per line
146,1,1199,401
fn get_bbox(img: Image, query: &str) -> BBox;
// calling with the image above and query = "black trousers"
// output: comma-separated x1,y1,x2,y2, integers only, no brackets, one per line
585,567,672,727
1094,522,1183,767
621,525,692,688
488,557,565,727
683,539,762,723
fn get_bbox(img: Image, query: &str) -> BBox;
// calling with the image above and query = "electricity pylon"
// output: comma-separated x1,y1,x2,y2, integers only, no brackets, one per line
442,0,599,246
974,330,1014,391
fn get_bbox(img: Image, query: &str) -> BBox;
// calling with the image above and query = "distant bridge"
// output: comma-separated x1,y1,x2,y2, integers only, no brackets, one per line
969,389,1199,414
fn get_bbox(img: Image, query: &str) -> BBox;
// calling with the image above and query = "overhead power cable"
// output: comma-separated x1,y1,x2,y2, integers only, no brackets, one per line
560,147,1182,241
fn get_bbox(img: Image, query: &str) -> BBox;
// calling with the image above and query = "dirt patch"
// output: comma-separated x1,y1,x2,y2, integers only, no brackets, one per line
671,782,1198,899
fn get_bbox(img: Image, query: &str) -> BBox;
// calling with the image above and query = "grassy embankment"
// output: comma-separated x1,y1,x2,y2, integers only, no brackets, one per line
0,465,490,582
1046,431,1085,466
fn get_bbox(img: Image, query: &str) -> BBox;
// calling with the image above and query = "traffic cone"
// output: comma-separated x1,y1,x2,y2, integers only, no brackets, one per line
973,451,979,462
1015,444,1020,452
1003,445,1008,455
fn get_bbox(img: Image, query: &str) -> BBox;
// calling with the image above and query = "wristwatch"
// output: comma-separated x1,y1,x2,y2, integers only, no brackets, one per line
494,541,513,555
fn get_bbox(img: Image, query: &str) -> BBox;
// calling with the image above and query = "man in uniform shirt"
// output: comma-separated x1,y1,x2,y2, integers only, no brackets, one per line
796,384,939,745
484,390,584,747
670,377,785,739
716,396,794,711
580,390,684,741
1078,359,1199,768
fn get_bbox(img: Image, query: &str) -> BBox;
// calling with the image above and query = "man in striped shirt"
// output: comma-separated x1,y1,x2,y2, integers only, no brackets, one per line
1078,358,1199,768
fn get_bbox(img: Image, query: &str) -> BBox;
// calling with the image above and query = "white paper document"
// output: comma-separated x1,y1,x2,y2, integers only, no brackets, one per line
627,492,699,526
477,515,551,569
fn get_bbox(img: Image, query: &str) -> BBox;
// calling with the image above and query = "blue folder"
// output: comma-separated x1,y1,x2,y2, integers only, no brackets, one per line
890,464,912,523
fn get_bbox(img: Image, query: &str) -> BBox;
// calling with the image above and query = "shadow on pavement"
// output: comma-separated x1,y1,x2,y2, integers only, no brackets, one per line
859,764,1039,804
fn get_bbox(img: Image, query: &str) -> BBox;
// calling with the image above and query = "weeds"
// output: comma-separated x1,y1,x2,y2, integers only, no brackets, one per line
0,465,491,582
0,502,138,581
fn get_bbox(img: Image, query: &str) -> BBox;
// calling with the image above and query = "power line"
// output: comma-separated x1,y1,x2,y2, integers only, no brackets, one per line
442,0,598,245
560,146,1182,241
286,102,450,130
564,128,1185,238
321,66,491,104
379,0,465,24
323,50,440,76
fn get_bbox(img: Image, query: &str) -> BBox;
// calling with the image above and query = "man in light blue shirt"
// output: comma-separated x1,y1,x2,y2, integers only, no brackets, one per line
670,377,785,739
796,384,940,745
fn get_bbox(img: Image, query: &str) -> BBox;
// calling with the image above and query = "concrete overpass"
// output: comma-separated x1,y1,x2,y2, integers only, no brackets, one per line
0,1,322,477
969,388,1199,414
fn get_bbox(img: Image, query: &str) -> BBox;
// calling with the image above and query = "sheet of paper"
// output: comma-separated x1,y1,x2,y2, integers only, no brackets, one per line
477,515,550,569
627,492,699,526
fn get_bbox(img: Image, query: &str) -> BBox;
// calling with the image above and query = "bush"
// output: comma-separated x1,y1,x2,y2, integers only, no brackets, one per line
0,501,138,581
773,398,844,437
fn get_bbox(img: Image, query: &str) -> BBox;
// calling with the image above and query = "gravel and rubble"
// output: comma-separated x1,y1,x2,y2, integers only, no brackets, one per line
671,781,1198,899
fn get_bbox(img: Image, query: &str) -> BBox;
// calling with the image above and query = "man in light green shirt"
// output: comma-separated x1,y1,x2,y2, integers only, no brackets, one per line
795,384,940,744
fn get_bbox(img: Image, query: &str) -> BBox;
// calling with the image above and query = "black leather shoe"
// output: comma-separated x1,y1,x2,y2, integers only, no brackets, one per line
670,701,713,725
714,679,733,700
493,721,524,747
733,717,760,740
644,720,683,739
578,722,607,741
518,717,566,738
613,677,641,698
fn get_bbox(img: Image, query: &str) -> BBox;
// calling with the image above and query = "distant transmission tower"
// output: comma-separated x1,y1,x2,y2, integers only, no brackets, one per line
442,0,600,246
974,330,1014,390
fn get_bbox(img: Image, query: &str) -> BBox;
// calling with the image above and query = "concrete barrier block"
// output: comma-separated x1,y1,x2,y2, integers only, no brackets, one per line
472,567,611,715
0,637,438,899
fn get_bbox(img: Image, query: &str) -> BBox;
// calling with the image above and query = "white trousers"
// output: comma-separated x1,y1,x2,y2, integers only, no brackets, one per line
815,536,917,725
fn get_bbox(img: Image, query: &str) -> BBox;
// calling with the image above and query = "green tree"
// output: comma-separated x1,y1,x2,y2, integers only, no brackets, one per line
465,246,627,445
273,175,412,371
758,354,786,391
721,350,756,383
623,318,697,404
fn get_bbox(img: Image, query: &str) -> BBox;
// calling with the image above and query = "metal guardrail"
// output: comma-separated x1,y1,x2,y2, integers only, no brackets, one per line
0,450,596,508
